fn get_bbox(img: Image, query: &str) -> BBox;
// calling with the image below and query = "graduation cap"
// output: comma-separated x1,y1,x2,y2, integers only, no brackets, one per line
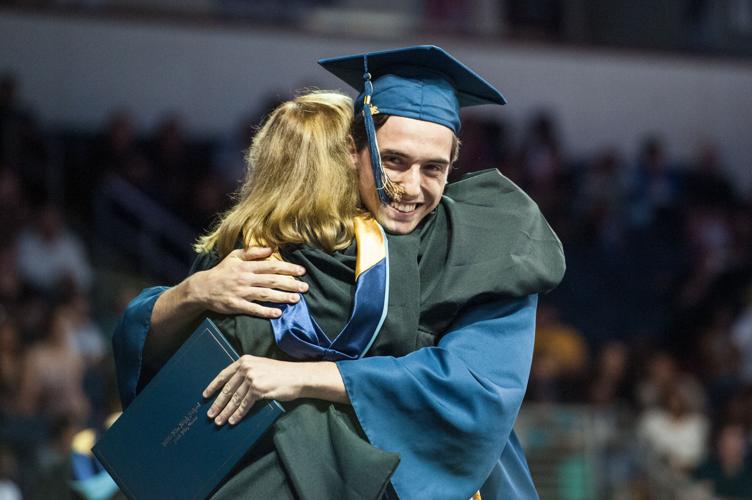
319,45,507,203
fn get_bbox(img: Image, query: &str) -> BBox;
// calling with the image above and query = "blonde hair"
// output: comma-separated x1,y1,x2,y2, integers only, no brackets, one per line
195,90,359,257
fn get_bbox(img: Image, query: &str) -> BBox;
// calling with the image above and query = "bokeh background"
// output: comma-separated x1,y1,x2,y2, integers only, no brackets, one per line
1,1,752,498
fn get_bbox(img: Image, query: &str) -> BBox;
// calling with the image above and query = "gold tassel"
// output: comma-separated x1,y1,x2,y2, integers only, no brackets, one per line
380,172,405,202
364,94,404,202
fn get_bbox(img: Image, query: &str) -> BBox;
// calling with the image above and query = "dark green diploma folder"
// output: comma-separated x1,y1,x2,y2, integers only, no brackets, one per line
93,318,284,499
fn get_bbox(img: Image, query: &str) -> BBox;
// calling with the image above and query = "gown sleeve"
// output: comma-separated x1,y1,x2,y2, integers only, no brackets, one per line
112,251,219,409
336,294,539,500
112,286,170,409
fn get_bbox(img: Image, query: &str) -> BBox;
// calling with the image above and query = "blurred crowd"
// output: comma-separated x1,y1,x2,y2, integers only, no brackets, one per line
1,65,751,499
493,112,752,497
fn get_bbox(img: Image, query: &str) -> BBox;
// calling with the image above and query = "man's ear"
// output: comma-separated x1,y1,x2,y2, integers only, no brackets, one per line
347,135,359,170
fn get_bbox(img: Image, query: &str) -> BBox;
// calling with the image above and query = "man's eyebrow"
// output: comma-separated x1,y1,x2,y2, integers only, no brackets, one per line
380,149,409,159
380,149,450,165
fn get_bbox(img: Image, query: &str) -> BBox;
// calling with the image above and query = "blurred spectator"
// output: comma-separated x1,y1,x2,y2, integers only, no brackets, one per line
684,206,732,274
95,284,143,342
519,111,562,191
668,203,741,362
63,292,110,426
0,74,48,192
89,110,158,201
0,168,30,242
0,316,21,413
683,144,736,209
65,293,106,368
17,304,90,425
731,290,752,384
13,291,49,345
120,152,158,197
637,381,709,472
147,114,192,209
696,306,743,410
30,414,85,500
589,341,633,408
0,446,21,500
636,351,706,412
516,111,567,232
586,343,638,499
91,111,141,177
211,114,255,190
528,303,588,403
187,172,231,233
452,116,511,181
729,203,752,264
0,75,33,166
693,423,752,499
15,204,93,295
212,96,283,189
575,149,628,250
627,136,682,228
735,387,752,433
0,244,20,306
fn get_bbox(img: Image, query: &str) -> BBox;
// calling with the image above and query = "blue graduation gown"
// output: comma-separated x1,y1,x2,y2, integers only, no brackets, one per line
338,296,540,500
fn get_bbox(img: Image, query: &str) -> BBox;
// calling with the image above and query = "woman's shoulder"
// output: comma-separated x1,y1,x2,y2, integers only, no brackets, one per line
189,250,221,274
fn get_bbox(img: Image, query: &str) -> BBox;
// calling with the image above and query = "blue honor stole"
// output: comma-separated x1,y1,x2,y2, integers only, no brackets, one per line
270,217,389,361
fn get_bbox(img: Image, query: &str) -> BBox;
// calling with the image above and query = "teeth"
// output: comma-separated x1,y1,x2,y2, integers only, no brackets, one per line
389,202,417,213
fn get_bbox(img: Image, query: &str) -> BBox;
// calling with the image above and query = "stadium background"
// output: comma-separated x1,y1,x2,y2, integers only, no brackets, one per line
1,1,752,498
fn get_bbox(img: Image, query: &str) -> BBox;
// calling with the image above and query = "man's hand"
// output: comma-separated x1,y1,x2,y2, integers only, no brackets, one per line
203,355,303,426
188,247,309,319
203,356,348,426
146,247,309,363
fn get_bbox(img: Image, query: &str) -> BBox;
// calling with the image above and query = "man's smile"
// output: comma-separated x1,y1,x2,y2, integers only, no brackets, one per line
387,201,421,215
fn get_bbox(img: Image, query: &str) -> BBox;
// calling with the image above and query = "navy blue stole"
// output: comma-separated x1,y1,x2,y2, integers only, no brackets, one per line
270,217,389,361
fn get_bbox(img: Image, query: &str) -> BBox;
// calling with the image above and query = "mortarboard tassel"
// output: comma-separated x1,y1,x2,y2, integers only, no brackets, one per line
362,57,403,204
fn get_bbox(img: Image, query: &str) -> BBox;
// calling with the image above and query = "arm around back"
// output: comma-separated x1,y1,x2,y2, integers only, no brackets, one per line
112,247,310,408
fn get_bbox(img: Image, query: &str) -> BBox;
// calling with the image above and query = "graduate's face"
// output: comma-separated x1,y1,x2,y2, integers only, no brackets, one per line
355,116,453,235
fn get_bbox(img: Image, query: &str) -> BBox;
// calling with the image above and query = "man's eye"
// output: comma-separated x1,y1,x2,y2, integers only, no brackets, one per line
425,164,444,174
382,155,400,165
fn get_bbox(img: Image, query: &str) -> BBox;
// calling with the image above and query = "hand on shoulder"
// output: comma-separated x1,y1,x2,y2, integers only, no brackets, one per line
188,247,310,318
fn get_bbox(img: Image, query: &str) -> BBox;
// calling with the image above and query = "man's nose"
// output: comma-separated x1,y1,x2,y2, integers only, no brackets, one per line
396,166,422,198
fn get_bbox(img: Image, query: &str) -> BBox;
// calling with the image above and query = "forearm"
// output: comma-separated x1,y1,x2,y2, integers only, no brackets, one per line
145,274,205,362
298,361,349,404
205,357,349,425
150,275,205,336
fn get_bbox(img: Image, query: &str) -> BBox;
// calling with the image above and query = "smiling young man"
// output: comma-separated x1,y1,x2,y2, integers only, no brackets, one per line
113,46,565,499
354,115,456,235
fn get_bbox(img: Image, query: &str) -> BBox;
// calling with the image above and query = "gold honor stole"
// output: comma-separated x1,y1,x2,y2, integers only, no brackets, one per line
269,216,389,361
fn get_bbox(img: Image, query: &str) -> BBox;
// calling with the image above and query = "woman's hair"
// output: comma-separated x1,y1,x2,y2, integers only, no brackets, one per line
195,90,359,257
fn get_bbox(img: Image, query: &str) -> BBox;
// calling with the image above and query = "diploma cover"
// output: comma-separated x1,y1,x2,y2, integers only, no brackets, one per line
93,318,284,499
